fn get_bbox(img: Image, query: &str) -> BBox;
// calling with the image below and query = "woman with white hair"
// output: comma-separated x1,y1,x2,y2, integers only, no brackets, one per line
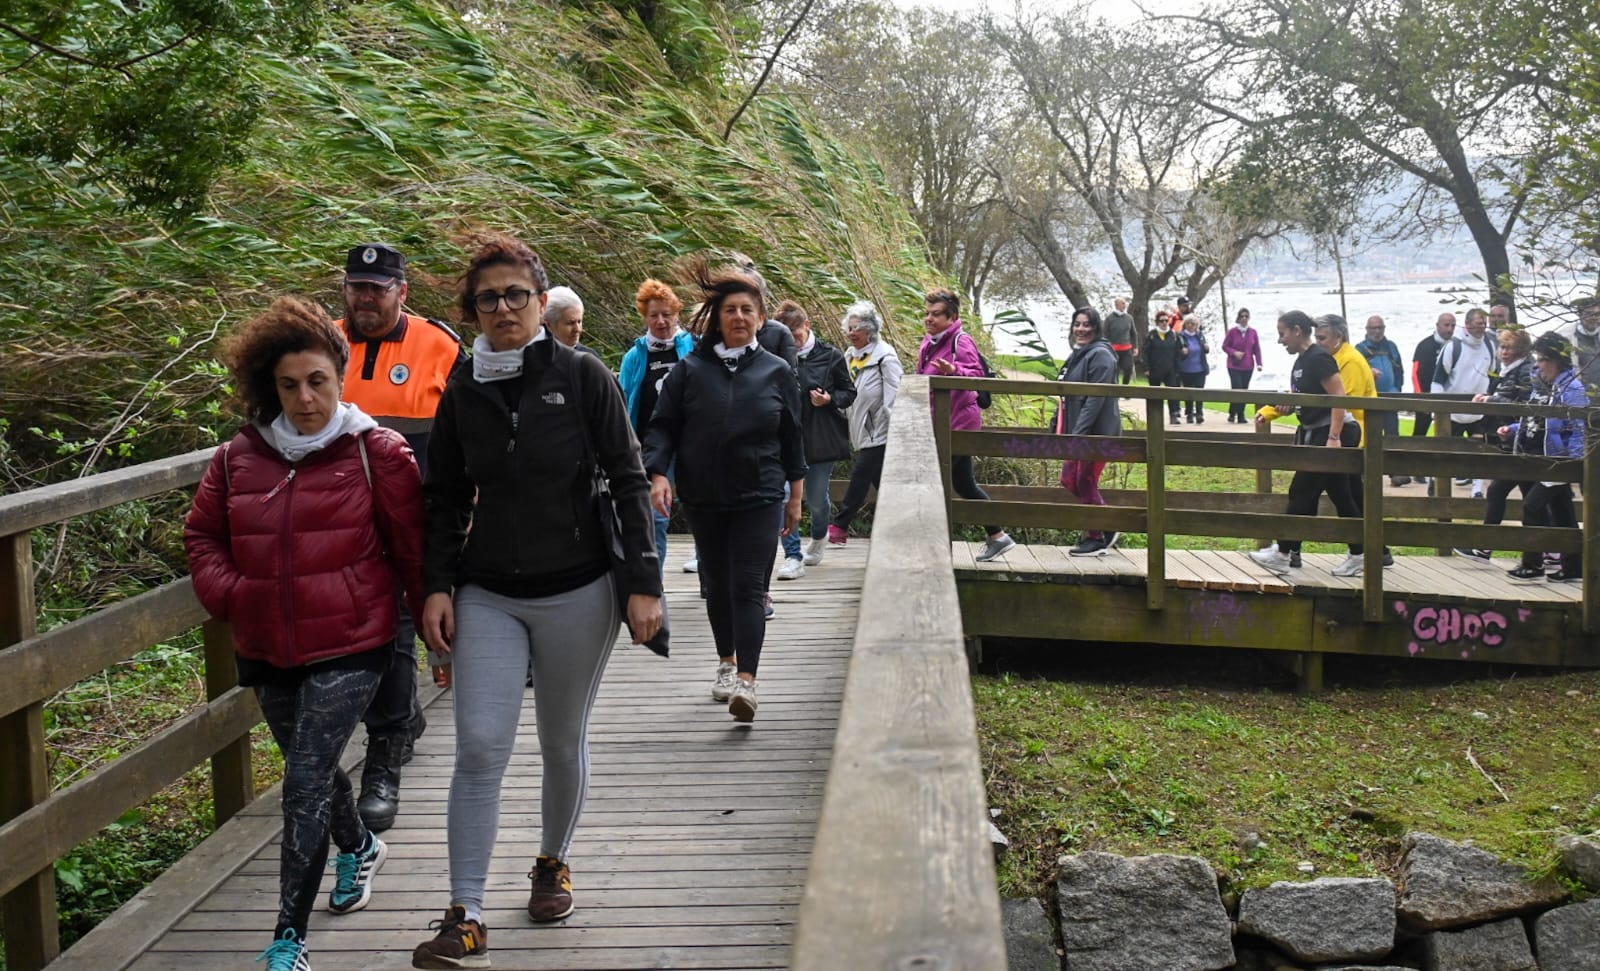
827,300,903,546
542,285,600,358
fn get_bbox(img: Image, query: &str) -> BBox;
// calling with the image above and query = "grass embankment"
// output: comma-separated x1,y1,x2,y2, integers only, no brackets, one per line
977,652,1600,899
970,370,1600,903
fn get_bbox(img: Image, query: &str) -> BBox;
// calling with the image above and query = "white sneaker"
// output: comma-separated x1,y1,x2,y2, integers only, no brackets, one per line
1331,554,1364,577
975,534,1016,562
803,538,825,566
776,557,805,581
729,679,758,723
711,662,737,702
1248,548,1293,574
682,557,699,573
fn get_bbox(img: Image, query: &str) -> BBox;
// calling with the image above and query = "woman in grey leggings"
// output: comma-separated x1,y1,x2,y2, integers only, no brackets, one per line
412,236,661,970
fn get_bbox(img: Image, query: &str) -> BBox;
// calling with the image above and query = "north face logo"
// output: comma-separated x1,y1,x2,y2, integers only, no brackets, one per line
542,392,566,405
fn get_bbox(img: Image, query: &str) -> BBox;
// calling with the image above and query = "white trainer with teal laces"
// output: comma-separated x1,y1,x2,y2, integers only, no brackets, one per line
257,928,312,971
328,835,386,914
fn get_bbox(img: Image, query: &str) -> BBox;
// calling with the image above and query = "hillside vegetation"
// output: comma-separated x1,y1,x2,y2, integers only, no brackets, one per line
0,0,937,490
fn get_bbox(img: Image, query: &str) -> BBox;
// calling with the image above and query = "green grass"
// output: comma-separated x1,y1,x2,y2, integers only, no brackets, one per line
976,660,1600,899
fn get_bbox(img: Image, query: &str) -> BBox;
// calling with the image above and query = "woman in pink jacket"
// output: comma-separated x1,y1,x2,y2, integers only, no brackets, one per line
1222,307,1263,423
918,287,1015,562
185,297,425,971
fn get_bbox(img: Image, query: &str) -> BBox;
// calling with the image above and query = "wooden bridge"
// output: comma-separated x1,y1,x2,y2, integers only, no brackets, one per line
3,373,1597,969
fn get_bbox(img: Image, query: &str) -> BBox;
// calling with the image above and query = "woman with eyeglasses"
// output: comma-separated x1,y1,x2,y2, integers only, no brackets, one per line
411,235,662,969
1143,309,1184,423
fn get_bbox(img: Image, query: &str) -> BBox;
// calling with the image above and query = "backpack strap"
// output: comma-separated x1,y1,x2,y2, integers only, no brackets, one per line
357,433,373,489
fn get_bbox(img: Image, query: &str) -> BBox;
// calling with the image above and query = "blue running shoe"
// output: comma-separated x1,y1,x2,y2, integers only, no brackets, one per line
257,928,311,971
328,835,386,914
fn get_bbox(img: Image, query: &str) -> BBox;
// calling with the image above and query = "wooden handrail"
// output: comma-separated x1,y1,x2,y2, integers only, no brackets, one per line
929,374,1600,636
792,375,1005,969
0,447,253,971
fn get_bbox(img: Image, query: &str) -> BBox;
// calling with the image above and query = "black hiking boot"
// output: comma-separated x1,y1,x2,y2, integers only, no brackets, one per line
358,731,407,833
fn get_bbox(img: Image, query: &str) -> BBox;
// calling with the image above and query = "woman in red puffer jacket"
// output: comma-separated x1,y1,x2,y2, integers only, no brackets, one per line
184,296,424,971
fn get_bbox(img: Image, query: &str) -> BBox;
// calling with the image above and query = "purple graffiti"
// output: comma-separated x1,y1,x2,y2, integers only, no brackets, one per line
1392,601,1513,658
1188,592,1249,639
996,435,1138,462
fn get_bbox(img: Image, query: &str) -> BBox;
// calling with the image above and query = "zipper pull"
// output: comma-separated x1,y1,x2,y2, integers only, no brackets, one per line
507,410,519,453
260,468,296,502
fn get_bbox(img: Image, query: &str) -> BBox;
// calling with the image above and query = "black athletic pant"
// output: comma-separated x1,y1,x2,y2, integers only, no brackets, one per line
362,594,419,736
1484,479,1533,528
1520,483,1578,572
1178,371,1206,419
688,502,783,677
1277,424,1362,554
1227,368,1252,421
831,445,886,534
255,666,382,938
951,455,999,536
1115,349,1134,385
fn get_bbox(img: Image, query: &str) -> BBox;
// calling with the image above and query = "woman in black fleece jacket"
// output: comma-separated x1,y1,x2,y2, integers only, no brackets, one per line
642,259,806,723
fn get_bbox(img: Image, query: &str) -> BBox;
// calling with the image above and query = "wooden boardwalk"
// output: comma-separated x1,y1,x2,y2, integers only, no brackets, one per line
94,538,863,971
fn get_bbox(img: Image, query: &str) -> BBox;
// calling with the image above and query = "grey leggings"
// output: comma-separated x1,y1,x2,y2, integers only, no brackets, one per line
446,575,619,912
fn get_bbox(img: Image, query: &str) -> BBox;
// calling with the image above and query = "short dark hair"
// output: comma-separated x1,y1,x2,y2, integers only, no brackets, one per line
925,287,960,320
220,296,349,423
458,234,550,324
682,255,766,346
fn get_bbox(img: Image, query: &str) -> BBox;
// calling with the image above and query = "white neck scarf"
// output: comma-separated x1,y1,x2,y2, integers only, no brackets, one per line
264,401,378,464
645,327,681,351
846,342,873,360
797,332,817,357
714,341,753,362
472,330,544,383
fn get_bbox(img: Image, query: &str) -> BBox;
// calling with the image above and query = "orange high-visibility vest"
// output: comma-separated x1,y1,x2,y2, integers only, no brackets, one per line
340,313,463,436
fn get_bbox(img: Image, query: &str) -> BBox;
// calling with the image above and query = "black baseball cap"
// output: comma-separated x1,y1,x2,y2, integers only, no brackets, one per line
345,243,407,283
1177,295,1192,306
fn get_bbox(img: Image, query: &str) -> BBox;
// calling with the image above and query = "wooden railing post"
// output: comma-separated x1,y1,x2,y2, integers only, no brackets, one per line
1584,439,1599,637
203,618,254,827
1145,400,1166,610
933,382,954,531
0,531,57,971
1362,412,1386,623
1434,412,1453,556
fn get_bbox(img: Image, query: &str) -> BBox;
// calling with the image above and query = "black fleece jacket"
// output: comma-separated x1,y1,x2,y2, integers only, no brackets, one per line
641,342,807,511
423,338,662,599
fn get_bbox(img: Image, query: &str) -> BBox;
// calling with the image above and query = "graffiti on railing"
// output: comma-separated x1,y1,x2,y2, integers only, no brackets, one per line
1188,591,1250,640
996,435,1140,462
1393,601,1530,659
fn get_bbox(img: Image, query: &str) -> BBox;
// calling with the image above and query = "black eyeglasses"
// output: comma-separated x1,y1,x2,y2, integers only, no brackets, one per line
1156,316,1170,322
473,288,537,314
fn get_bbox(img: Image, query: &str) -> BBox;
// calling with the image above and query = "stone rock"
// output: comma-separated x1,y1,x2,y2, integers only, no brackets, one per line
1231,944,1306,971
1419,917,1536,971
1001,897,1058,971
1237,877,1396,962
989,820,1010,859
1055,851,1234,971
1315,966,1415,970
1397,832,1567,929
1556,834,1600,890
1534,899,1600,971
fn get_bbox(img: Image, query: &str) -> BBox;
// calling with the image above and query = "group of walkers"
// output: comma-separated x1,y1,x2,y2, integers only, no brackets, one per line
182,237,933,971
1048,292,1596,583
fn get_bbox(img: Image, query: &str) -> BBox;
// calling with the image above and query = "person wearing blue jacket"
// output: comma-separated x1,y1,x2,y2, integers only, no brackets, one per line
620,279,699,576
1502,332,1588,582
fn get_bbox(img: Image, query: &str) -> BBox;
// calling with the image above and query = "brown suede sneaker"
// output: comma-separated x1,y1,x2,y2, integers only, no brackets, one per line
528,855,575,921
411,905,488,969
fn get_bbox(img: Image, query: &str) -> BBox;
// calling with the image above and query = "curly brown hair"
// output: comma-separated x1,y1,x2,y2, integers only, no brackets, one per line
219,296,348,423
681,255,765,346
635,278,682,318
457,234,550,324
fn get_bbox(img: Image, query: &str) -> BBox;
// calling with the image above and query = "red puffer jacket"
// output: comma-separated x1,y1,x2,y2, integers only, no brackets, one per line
184,425,425,670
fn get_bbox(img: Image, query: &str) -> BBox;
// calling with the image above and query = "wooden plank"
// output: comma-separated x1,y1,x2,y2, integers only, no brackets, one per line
1146,401,1167,609
0,530,56,971
0,449,214,537
949,498,1146,533
1030,543,1082,579
1168,438,1361,474
794,375,1005,971
950,429,1147,464
203,619,253,827
1222,552,1296,594
1166,509,1363,544
1363,421,1386,621
1164,550,1207,589
1587,447,1599,634
1191,549,1260,592
0,578,207,721
0,688,262,899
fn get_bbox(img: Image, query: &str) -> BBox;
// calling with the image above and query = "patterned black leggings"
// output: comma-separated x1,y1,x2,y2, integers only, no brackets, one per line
255,666,382,938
